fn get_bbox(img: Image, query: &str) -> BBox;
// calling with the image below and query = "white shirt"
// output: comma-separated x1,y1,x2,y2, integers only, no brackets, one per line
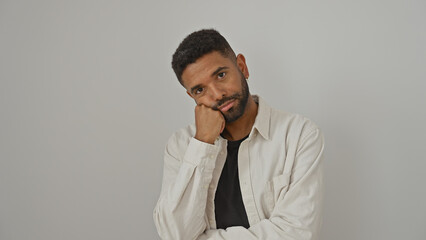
153,96,324,240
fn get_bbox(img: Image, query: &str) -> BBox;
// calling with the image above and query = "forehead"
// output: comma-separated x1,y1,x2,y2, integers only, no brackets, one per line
181,51,234,88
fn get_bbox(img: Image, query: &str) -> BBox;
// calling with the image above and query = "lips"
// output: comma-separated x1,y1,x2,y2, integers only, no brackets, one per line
218,100,235,112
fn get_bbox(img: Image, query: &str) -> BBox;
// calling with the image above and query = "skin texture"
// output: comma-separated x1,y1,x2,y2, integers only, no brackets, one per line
181,51,258,143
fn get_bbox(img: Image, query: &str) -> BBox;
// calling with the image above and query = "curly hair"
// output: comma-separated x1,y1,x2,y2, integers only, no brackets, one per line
172,29,236,86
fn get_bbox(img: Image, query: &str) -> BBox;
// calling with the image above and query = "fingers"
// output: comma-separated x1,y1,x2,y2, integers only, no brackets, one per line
194,104,225,144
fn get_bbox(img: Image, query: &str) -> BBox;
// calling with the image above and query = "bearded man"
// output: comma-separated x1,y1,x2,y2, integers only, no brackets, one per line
154,29,324,240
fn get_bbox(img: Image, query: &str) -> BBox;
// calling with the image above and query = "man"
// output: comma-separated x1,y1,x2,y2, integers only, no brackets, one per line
153,29,324,240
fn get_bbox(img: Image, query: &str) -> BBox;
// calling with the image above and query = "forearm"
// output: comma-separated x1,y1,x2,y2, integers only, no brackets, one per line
197,216,320,240
154,137,220,240
197,175,323,240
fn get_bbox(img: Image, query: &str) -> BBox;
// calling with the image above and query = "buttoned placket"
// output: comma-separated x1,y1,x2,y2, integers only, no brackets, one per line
238,131,261,226
205,138,227,229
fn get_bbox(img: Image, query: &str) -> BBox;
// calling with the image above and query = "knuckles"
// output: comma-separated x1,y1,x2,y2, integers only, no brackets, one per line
194,105,225,122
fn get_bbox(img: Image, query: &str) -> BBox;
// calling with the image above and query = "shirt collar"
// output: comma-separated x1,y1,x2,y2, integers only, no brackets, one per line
250,95,271,140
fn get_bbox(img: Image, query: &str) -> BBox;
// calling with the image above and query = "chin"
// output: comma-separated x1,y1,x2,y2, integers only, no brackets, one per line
224,110,244,123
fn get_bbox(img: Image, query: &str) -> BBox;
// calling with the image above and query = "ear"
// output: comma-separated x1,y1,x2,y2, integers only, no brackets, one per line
236,54,249,79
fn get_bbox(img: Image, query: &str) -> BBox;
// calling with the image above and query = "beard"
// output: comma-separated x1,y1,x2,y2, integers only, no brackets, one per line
212,72,250,123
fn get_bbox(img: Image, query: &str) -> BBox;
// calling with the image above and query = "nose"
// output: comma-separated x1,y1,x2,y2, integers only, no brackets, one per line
209,84,225,101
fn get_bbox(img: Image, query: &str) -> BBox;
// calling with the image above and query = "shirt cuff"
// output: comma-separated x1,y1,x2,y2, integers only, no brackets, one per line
183,137,221,171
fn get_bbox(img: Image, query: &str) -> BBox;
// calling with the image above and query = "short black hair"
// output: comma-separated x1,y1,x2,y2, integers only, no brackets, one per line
172,29,236,86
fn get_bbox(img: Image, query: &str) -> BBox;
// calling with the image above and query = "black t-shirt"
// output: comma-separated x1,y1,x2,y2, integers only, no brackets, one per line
214,136,250,229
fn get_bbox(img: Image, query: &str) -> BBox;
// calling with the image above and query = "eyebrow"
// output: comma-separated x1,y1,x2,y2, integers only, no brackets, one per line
211,66,229,77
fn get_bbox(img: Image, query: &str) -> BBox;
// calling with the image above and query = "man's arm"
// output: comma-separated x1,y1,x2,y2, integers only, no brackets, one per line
153,105,225,240
153,136,219,240
197,128,324,240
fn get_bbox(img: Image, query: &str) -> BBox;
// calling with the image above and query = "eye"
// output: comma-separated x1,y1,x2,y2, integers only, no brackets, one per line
194,87,204,95
218,72,226,79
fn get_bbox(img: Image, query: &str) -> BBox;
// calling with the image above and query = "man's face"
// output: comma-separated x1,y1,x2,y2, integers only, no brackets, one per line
181,51,250,123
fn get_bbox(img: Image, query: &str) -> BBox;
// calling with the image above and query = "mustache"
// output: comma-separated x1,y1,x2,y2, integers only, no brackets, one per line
212,93,241,111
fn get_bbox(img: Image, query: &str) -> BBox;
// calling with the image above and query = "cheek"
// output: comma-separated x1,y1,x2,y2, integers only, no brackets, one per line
197,96,216,107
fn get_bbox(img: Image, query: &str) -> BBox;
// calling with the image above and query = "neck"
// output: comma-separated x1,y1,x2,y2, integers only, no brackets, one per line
222,95,258,141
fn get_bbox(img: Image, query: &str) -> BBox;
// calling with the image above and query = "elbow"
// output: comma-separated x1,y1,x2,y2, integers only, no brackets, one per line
153,203,177,240
153,202,206,240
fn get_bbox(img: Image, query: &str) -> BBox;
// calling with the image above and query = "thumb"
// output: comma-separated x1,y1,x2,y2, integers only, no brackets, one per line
220,119,225,133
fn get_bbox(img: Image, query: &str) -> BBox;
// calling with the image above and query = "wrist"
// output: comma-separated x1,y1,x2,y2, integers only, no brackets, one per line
194,133,216,144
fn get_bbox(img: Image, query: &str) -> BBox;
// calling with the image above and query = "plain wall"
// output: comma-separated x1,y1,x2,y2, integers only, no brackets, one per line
1,0,425,239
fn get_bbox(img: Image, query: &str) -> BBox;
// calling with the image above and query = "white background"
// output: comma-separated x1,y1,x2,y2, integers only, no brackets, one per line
1,0,425,239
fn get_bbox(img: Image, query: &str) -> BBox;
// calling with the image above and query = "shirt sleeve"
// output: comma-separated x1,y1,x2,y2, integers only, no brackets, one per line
196,128,325,240
153,135,221,240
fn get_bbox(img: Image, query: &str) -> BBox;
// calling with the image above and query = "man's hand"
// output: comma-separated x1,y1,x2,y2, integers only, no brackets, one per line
194,104,225,144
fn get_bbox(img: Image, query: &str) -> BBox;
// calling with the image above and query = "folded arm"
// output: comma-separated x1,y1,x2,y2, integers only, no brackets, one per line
154,135,220,240
197,128,324,240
